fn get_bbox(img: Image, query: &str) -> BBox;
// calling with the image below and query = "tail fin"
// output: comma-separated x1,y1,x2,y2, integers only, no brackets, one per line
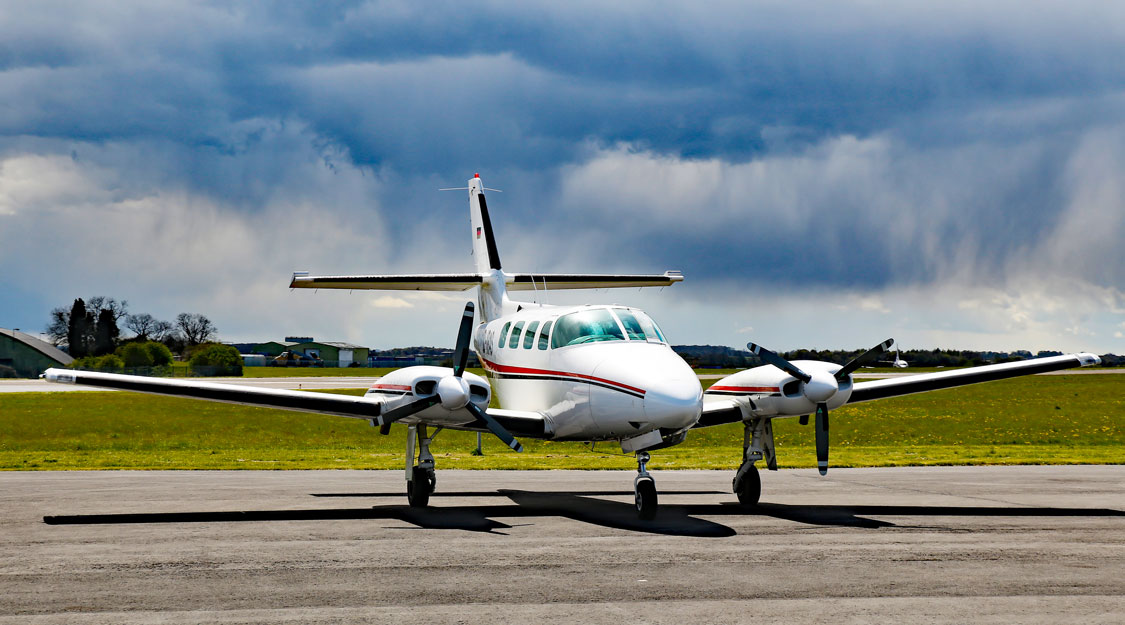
469,174,502,273
467,174,508,322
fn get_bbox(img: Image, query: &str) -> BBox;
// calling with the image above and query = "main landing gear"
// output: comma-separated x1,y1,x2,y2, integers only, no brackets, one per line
405,424,440,507
733,418,775,506
634,451,658,520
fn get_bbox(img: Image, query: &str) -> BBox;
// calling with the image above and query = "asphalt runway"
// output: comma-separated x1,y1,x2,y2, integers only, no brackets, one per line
1,466,1122,624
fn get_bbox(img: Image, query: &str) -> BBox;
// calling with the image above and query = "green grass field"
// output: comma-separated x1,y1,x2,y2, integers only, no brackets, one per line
1,374,1120,471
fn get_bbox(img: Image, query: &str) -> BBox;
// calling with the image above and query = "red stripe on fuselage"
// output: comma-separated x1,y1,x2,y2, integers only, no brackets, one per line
707,385,779,393
480,358,646,396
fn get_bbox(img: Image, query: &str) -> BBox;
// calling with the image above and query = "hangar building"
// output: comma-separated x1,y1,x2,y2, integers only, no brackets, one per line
0,328,74,378
251,337,369,367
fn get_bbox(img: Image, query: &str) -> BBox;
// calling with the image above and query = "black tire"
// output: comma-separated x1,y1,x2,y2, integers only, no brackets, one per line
407,467,435,507
733,464,761,506
635,477,658,520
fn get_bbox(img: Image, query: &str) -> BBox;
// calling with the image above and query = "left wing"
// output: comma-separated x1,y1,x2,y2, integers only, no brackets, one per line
847,353,1101,403
697,396,747,428
692,352,1101,428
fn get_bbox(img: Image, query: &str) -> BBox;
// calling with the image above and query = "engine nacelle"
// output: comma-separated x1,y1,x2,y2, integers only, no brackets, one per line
706,360,853,418
366,365,492,425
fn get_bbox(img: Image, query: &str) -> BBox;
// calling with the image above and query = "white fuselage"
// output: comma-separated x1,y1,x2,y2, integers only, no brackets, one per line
474,303,703,441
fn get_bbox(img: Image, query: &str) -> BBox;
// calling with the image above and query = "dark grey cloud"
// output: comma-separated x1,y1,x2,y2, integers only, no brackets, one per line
2,1,1124,349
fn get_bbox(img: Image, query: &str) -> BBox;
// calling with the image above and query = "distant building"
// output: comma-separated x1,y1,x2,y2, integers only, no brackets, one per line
250,338,370,367
0,328,74,378
250,341,299,358
239,354,268,367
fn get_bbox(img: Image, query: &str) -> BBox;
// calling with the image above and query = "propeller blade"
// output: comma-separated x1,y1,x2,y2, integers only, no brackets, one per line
466,402,524,452
747,342,811,383
377,395,441,434
452,302,475,378
815,402,829,475
835,338,894,381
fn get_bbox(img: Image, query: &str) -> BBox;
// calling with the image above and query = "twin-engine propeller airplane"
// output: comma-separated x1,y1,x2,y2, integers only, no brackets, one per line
44,174,1101,519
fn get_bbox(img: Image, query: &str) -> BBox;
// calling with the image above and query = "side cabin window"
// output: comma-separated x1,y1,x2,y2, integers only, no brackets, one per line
498,322,511,349
551,309,625,348
508,321,525,349
523,321,540,349
537,321,552,350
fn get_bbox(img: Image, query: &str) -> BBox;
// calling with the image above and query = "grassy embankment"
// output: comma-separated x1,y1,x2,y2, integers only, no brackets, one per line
1,373,1119,470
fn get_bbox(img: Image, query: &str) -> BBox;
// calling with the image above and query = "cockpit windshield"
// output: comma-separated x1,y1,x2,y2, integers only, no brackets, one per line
615,308,667,343
548,307,668,348
550,309,625,348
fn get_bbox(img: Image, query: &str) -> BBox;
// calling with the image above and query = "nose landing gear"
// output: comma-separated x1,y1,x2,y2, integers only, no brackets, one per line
634,451,658,520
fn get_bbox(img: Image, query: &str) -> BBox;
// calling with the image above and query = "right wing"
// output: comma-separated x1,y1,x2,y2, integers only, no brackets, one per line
40,369,552,437
43,368,384,419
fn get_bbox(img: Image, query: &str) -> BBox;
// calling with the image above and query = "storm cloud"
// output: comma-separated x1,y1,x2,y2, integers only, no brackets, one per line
2,0,1123,351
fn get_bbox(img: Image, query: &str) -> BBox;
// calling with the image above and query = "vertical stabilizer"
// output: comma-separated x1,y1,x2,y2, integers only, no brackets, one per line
467,174,508,321
469,174,502,273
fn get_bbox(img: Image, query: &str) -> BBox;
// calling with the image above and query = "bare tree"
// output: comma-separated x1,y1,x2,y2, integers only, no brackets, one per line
175,313,217,346
151,319,176,341
46,307,70,346
125,313,160,340
86,296,129,324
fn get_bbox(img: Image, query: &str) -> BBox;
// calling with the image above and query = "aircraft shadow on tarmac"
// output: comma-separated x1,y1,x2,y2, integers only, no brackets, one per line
41,489,1123,536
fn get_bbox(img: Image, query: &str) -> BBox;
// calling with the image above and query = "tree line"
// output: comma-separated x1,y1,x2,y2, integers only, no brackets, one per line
47,297,217,358
44,296,242,375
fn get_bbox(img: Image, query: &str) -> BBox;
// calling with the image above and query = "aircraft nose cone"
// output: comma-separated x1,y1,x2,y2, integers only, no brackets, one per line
590,347,703,433
642,356,703,429
803,369,838,403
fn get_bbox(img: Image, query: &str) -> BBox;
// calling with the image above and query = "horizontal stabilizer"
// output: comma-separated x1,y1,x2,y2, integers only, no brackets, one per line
290,272,483,291
290,271,683,292
506,271,684,291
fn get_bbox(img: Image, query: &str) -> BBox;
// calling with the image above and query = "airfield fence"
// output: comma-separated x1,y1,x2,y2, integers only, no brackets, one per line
69,365,243,378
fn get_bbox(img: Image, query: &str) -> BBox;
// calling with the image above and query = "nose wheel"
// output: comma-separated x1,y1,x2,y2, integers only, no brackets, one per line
634,451,658,520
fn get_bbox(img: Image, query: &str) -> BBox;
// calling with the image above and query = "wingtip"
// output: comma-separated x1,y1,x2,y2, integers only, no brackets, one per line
1077,353,1101,367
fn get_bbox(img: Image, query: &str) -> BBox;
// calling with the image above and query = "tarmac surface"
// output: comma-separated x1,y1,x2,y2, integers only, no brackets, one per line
1,466,1122,624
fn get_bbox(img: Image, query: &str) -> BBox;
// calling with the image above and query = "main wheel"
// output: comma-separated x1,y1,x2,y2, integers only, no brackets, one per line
407,467,435,507
733,463,761,506
635,477,658,520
